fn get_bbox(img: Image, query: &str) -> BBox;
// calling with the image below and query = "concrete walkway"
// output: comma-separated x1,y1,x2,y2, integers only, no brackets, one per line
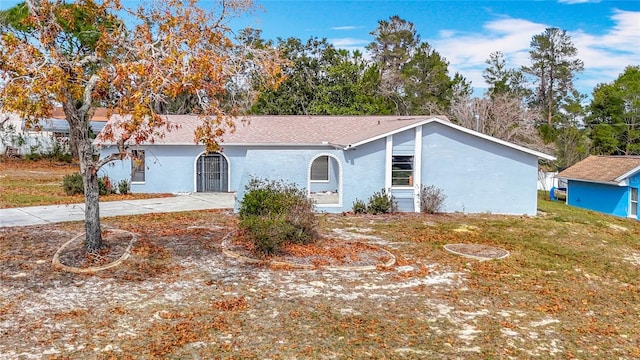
0,193,236,228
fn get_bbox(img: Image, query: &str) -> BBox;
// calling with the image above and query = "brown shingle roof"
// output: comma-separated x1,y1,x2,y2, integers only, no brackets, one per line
98,115,444,147
557,155,640,183
95,114,555,160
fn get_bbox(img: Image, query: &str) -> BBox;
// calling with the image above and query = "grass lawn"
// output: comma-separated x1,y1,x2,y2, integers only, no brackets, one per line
1,190,639,357
0,159,172,208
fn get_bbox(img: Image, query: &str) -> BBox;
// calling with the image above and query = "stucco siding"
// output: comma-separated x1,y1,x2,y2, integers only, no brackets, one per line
99,145,207,193
100,145,206,193
567,180,629,217
342,138,387,210
219,146,247,192
629,173,640,187
420,122,539,215
234,147,346,212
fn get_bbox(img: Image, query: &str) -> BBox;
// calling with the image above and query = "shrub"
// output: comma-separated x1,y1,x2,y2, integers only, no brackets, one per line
239,178,318,254
62,173,84,195
419,185,446,214
117,179,131,195
366,188,397,214
46,140,72,163
25,152,42,161
62,173,115,196
352,198,367,214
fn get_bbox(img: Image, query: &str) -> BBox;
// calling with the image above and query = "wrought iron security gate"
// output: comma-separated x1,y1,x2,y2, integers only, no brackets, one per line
196,153,228,192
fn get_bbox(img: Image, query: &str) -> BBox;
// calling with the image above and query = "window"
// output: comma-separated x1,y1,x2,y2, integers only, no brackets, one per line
631,188,638,217
131,150,145,183
310,156,329,182
392,155,413,186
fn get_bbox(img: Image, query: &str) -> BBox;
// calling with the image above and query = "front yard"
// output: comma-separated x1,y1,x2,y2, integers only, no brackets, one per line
0,159,171,208
0,195,639,358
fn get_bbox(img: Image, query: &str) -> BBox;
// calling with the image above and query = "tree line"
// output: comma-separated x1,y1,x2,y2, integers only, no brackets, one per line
243,16,639,170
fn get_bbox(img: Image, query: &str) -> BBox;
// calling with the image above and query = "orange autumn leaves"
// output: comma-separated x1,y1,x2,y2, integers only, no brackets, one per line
0,0,286,151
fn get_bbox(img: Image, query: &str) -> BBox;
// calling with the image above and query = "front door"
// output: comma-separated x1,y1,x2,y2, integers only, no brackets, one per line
196,153,228,192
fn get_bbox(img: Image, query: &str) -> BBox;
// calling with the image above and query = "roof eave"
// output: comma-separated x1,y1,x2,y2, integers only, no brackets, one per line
556,176,623,186
614,165,640,182
438,119,556,160
345,117,440,149
95,142,339,147
347,116,556,160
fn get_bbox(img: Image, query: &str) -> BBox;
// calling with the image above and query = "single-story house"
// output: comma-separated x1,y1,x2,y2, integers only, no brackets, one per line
557,155,640,220
95,115,555,215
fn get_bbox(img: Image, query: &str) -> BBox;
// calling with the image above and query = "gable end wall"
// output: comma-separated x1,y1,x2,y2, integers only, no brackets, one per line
420,122,539,215
567,180,629,217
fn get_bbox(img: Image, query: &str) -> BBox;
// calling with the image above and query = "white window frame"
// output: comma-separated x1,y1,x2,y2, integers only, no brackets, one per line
310,155,330,182
131,150,145,183
630,187,638,218
307,153,342,208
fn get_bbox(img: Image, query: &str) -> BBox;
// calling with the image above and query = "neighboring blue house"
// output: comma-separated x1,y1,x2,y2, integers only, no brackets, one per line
95,115,554,215
557,156,640,220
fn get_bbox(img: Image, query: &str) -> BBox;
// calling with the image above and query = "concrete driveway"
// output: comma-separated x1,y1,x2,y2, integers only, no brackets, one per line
0,193,236,227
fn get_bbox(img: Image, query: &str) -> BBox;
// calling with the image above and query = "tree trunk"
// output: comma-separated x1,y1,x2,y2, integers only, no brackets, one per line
67,105,103,252
82,158,102,252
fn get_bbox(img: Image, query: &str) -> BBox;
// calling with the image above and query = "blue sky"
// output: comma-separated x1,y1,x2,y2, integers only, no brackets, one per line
2,0,638,97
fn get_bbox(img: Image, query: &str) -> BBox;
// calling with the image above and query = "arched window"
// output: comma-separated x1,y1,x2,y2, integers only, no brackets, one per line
308,154,342,207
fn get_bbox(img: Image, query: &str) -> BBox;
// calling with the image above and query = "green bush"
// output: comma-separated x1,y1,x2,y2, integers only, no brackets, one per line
239,178,318,254
25,152,42,161
62,173,84,195
62,173,114,196
366,188,397,214
419,185,446,214
46,141,72,163
352,198,367,214
117,179,131,195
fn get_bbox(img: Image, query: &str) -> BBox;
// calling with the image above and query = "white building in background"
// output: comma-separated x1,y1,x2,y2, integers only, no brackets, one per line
0,108,108,156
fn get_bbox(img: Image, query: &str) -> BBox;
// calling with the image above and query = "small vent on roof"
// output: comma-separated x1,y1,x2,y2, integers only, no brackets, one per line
377,120,380,125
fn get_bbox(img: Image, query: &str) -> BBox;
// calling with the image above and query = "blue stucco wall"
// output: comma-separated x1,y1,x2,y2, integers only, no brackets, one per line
566,180,630,217
232,141,387,212
421,122,540,215
99,145,206,193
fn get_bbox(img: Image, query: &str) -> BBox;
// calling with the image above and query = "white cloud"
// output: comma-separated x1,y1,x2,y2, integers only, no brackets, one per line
330,26,361,31
426,9,639,95
328,37,369,54
558,0,601,4
429,18,546,89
